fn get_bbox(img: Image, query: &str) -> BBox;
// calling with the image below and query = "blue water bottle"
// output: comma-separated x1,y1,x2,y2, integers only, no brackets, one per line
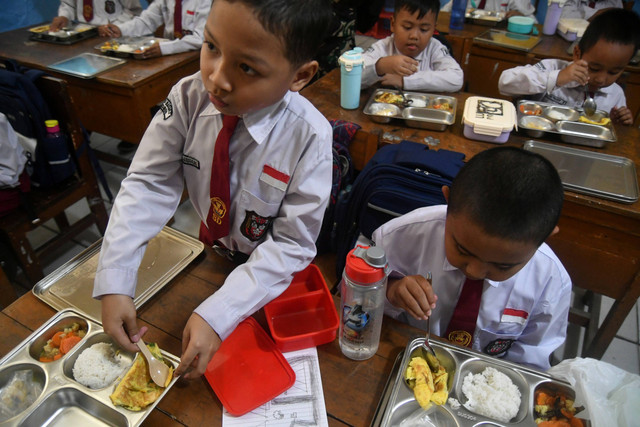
338,47,364,110
450,0,467,30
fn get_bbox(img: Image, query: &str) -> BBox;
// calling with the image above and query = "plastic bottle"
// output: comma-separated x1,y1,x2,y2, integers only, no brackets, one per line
339,245,389,360
338,47,364,110
542,0,564,36
44,120,76,183
449,0,467,30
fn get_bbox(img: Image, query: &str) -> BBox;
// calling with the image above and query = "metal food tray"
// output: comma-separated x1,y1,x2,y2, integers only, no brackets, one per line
28,23,98,45
474,29,541,52
47,52,127,79
523,140,639,204
465,9,506,26
516,100,616,148
363,89,457,131
372,337,590,427
0,309,179,426
95,37,169,59
33,226,204,323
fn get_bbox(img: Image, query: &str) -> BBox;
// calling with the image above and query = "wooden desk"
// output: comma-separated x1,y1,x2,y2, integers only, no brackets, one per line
0,26,200,144
301,69,640,359
0,248,422,427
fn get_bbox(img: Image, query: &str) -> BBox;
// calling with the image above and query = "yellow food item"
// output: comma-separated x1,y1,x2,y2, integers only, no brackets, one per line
405,355,449,410
375,92,404,105
579,115,610,126
110,343,173,411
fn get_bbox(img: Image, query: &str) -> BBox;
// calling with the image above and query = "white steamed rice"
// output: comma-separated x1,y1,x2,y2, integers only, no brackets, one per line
461,366,521,422
72,342,129,389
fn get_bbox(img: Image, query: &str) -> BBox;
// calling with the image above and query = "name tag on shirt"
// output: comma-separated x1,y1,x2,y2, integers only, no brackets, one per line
260,165,290,191
501,308,528,326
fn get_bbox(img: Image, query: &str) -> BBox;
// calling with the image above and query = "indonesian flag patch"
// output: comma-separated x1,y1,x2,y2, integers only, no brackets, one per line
260,165,290,191
501,308,529,326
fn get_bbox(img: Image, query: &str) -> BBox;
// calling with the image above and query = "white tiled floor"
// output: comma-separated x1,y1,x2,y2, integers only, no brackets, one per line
8,132,639,376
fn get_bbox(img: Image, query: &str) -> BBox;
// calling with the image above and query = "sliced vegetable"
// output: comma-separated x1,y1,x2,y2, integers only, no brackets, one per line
60,335,82,354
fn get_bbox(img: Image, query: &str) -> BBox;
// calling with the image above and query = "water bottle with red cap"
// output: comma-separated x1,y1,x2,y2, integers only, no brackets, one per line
339,245,389,360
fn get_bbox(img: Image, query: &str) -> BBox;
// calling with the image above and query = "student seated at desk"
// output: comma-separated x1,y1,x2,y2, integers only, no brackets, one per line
560,0,622,21
441,0,536,20
498,9,640,125
51,0,142,31
93,0,333,379
98,0,211,58
370,147,571,370
361,0,464,92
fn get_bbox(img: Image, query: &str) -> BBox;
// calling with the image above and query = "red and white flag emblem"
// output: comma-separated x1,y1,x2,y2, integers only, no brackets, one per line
260,165,290,191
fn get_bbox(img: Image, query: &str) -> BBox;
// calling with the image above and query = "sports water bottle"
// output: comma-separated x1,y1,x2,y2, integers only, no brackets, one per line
44,120,76,184
339,245,389,360
338,47,364,110
450,0,467,30
542,0,565,35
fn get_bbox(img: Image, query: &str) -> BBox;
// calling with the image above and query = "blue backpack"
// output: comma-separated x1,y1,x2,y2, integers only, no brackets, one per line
333,140,466,277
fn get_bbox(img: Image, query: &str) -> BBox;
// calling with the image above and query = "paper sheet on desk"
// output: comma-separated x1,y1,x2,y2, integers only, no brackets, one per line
222,347,329,427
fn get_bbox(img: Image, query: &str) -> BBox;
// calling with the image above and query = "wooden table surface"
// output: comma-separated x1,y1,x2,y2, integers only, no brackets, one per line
0,25,200,144
1,248,425,427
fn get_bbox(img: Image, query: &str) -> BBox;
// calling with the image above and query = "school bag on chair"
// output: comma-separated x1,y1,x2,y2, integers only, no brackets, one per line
333,139,466,278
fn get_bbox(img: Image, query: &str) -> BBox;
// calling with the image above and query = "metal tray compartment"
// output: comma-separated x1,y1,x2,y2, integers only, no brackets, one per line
96,37,169,59
28,23,98,45
363,89,457,131
523,140,639,203
374,337,588,427
517,100,616,148
33,226,204,323
0,309,180,426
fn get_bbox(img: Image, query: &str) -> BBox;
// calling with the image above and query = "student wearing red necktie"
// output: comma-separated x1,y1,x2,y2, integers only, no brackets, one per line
441,0,536,20
370,147,571,371
98,0,211,58
94,0,333,380
51,0,142,32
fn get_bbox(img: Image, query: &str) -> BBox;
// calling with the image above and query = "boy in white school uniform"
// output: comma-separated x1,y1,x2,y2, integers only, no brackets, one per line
499,9,640,125
361,0,464,92
371,147,571,370
98,0,211,57
94,0,333,379
441,0,536,20
51,0,142,31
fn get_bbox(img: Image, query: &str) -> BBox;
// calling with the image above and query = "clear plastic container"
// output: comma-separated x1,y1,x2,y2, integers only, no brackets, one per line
462,96,516,144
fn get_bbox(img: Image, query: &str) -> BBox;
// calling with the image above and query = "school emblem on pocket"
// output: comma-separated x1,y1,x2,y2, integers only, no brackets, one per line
484,339,514,356
241,210,272,241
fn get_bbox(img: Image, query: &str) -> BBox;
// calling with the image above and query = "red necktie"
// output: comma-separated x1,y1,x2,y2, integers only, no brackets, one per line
478,0,487,9
174,0,183,38
445,278,484,348
83,0,94,22
588,1,595,7
199,115,239,246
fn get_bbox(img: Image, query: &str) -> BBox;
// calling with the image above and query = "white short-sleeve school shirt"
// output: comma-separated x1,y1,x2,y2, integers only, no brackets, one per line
58,0,142,26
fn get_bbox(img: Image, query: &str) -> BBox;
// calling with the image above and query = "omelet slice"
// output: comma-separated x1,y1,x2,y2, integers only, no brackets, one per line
110,343,174,411
405,355,450,409
579,115,611,126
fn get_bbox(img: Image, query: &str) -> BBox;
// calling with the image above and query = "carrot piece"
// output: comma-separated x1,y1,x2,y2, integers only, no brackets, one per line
51,331,65,348
538,421,571,427
39,356,53,363
53,353,63,360
60,335,82,354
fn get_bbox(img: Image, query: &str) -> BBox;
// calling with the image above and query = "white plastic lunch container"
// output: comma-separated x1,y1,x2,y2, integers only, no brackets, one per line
462,96,516,143
556,18,588,42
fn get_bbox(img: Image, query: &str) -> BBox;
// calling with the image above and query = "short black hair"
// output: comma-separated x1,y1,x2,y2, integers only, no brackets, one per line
578,9,640,54
216,0,333,67
394,0,440,20
447,147,563,246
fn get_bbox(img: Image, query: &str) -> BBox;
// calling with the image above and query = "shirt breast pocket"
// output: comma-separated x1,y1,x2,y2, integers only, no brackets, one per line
235,189,281,242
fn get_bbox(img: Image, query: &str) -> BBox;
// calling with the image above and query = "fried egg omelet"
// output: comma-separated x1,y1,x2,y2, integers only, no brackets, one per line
405,356,449,409
110,343,173,411
578,115,611,126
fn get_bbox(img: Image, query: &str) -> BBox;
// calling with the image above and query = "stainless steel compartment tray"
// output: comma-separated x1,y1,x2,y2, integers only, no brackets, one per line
28,23,98,45
0,309,180,427
374,337,589,427
363,89,457,131
465,9,506,26
47,53,127,79
516,100,616,148
95,37,170,59
33,226,204,323
523,140,639,203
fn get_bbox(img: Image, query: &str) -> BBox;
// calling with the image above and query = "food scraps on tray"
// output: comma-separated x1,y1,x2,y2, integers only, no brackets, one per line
39,322,86,362
534,388,584,427
110,342,173,411
404,355,449,409
374,91,405,106
432,102,453,112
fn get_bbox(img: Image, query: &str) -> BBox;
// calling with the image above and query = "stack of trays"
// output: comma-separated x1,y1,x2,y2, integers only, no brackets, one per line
0,309,179,426
373,337,589,427
363,89,457,131
517,100,616,148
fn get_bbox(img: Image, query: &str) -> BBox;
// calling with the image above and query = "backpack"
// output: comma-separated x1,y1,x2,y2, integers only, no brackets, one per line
0,60,76,189
333,140,466,277
315,119,360,254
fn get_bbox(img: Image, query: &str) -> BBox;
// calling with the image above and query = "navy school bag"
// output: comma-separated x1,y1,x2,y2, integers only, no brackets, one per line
333,139,466,278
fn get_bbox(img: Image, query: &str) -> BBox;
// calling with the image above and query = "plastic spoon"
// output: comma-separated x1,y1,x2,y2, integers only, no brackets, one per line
136,337,171,387
583,84,597,117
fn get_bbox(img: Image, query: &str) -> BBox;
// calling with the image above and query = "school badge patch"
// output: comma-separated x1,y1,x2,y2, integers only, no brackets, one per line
241,210,273,241
448,330,472,348
160,98,173,120
484,339,513,356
